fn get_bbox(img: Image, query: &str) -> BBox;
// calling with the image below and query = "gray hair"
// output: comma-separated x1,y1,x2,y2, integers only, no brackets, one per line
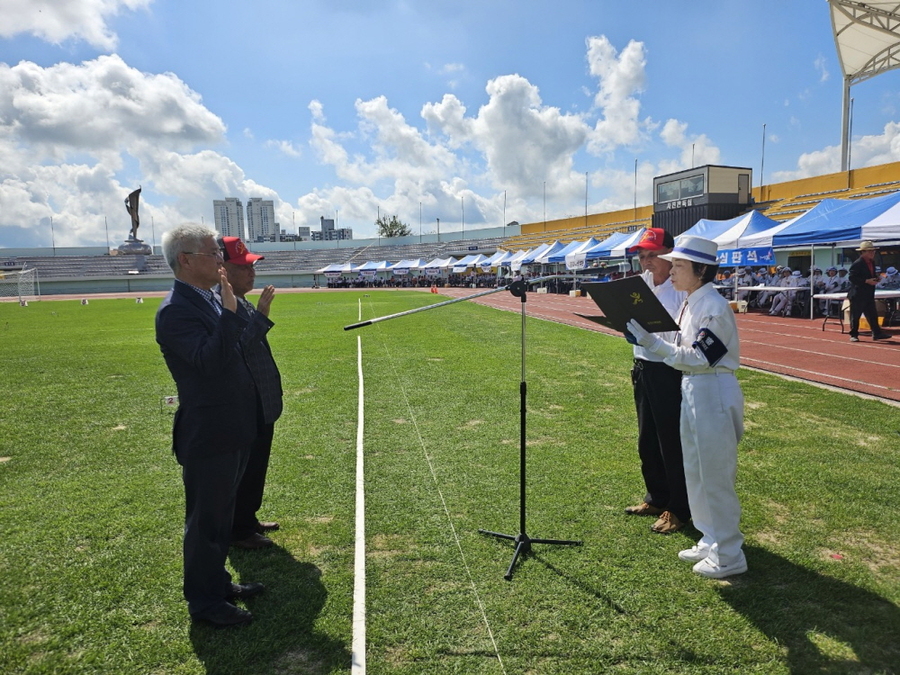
161,223,220,273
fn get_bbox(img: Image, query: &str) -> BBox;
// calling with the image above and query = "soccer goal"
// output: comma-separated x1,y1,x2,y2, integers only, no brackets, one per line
0,268,39,303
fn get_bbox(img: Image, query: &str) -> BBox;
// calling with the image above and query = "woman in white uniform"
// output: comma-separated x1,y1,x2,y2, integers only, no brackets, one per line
626,235,747,579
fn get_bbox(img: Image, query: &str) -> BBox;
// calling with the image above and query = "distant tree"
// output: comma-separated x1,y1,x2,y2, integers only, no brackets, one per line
375,214,412,238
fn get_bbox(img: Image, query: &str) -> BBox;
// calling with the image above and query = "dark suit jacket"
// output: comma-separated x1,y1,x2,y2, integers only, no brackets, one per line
156,281,258,461
847,256,877,303
235,297,283,425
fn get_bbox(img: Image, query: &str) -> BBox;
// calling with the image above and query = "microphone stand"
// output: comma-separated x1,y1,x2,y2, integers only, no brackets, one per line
475,279,582,580
345,276,581,580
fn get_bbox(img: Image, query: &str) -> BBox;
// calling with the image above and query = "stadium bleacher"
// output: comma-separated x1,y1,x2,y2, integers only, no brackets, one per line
7,160,900,296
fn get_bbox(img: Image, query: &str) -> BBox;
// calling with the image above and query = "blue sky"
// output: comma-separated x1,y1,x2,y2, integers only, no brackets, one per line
2,0,900,247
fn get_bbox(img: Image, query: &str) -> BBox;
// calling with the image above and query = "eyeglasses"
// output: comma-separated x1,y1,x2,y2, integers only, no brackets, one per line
184,251,224,262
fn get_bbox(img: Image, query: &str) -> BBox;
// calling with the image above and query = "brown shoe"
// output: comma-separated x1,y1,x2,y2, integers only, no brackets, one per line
231,533,274,550
650,511,685,534
624,502,664,516
256,521,280,533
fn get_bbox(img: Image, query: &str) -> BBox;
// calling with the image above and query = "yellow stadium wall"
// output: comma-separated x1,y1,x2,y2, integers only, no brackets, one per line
515,160,900,242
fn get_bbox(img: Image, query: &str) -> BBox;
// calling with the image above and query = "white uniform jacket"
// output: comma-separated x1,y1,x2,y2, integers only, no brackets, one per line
664,283,740,375
633,270,686,364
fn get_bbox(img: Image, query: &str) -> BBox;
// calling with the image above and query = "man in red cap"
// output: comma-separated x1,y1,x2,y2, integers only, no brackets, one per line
218,236,284,549
623,228,691,534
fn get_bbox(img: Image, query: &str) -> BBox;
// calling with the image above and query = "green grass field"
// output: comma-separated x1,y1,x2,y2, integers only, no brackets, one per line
1,291,898,674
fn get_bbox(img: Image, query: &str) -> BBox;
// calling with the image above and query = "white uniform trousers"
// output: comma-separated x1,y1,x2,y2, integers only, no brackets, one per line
680,372,745,567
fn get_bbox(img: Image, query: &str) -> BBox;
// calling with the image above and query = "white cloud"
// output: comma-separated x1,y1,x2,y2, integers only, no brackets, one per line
0,35,732,246
0,55,286,246
0,55,225,154
266,139,302,158
773,121,900,182
0,0,152,50
586,35,648,152
815,54,829,83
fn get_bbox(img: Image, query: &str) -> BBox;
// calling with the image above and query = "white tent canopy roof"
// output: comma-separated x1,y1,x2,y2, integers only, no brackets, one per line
830,1,900,84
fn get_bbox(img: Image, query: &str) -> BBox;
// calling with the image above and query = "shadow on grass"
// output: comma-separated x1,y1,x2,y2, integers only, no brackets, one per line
189,544,350,674
719,545,900,674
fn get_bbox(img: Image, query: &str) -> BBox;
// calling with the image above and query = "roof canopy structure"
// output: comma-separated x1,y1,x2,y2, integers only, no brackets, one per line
829,1,900,169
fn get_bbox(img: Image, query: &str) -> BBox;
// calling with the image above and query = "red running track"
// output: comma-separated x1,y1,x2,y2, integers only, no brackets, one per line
435,287,900,404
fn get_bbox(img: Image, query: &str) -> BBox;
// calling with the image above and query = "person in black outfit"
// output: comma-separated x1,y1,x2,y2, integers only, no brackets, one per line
218,236,284,550
848,240,892,343
623,228,691,535
156,224,264,628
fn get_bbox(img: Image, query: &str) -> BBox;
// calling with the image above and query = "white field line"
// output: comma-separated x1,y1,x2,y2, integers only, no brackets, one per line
352,303,366,675
366,308,507,675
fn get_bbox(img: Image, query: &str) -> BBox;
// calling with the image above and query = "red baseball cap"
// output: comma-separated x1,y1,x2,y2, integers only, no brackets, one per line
631,228,675,251
218,236,264,265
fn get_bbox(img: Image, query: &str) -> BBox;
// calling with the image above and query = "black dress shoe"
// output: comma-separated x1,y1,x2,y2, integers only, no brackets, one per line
192,602,252,628
231,532,274,549
256,521,280,533
873,332,892,340
228,582,265,601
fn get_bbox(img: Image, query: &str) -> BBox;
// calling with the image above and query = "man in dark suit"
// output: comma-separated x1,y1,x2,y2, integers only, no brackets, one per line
847,240,892,343
156,223,264,627
218,236,284,550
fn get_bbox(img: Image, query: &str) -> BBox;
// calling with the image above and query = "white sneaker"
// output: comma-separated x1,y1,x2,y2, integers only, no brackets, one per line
678,546,710,563
692,555,748,579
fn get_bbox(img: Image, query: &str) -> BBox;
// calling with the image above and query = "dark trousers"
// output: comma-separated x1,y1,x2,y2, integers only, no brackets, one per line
232,422,274,541
632,359,690,522
180,447,250,615
849,295,881,337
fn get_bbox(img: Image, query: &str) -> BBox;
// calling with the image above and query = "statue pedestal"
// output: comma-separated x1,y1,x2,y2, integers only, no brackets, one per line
117,237,152,256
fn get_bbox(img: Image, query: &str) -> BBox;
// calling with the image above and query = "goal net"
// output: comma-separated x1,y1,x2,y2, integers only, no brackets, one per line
0,268,39,302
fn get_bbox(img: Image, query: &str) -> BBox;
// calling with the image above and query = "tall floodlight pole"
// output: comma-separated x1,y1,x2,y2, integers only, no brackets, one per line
760,123,766,191
633,159,638,216
436,217,440,242
151,216,156,252
104,216,110,252
840,76,852,172
543,181,546,231
848,97,855,173
50,215,56,255
584,172,589,228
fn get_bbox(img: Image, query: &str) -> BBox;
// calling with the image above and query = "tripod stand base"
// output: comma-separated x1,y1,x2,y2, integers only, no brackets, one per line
479,529,582,580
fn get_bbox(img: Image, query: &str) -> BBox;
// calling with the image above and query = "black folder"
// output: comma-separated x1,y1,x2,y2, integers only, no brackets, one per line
577,276,680,333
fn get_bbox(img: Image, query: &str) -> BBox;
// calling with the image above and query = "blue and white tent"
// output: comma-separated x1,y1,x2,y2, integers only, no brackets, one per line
565,232,632,268
768,191,900,247
539,238,602,264
680,211,780,249
510,242,553,271
389,258,427,274
451,253,488,273
479,250,513,270
607,229,648,258
519,241,565,267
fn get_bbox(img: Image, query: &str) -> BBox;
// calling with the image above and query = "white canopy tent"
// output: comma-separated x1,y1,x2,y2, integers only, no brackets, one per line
829,1,900,169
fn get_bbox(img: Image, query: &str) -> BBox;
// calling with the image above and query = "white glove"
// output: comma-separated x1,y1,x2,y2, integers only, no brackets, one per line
626,319,675,358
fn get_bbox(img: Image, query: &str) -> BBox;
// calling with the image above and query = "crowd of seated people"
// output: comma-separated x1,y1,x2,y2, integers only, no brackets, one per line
709,262,900,317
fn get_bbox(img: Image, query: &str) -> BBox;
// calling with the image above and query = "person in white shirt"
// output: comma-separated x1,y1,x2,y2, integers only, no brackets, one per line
622,228,690,535
627,235,747,579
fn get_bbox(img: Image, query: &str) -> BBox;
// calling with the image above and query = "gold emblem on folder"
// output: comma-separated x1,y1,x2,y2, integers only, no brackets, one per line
630,292,643,305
